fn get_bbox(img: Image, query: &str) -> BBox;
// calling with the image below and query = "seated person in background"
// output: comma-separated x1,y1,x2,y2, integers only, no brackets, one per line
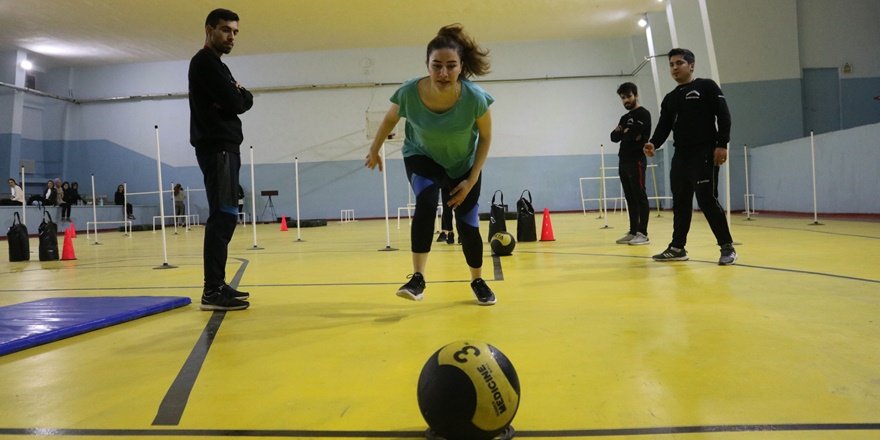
28,180,57,206
114,183,135,220
173,183,186,225
1,178,25,205
59,181,71,221
68,182,84,205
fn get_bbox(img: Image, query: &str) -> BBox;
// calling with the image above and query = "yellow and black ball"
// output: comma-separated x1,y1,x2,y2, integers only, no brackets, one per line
417,340,520,440
490,231,516,256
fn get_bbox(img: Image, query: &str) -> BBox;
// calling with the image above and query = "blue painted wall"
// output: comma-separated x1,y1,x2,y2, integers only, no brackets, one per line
723,78,805,148
0,133,12,179
841,77,880,129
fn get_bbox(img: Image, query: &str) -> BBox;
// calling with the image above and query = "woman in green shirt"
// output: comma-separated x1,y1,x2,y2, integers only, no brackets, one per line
366,24,496,306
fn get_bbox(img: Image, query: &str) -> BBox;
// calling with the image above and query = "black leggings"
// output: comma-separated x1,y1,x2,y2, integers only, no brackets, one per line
404,155,483,269
619,160,649,235
669,147,733,248
197,150,241,288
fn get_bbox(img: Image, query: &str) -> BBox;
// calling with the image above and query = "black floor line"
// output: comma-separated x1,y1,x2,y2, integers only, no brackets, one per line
2,422,878,437
493,253,505,281
738,221,880,239
151,258,249,426
516,250,880,284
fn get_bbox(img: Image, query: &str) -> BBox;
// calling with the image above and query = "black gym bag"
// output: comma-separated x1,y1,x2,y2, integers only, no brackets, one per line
38,210,59,261
488,190,508,242
516,190,537,242
7,212,30,262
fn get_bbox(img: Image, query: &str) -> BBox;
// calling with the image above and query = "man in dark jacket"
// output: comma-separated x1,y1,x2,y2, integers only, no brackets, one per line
644,48,737,265
610,82,651,246
189,8,253,310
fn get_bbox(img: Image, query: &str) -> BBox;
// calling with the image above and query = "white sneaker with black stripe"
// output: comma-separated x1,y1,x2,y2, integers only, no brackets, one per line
652,246,688,261
628,233,650,246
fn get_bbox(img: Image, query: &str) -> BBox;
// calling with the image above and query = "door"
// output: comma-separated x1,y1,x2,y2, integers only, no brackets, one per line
802,68,840,135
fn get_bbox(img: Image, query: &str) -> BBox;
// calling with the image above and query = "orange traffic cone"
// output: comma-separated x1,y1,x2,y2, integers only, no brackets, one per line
540,208,555,241
68,222,77,239
280,215,288,231
61,227,77,260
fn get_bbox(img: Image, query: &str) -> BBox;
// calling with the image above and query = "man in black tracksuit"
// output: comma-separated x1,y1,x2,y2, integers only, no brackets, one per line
644,48,737,265
189,8,254,310
610,82,651,246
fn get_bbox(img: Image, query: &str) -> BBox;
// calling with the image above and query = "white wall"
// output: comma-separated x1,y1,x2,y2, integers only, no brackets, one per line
797,0,880,77
709,0,801,83
750,123,880,213
49,37,646,167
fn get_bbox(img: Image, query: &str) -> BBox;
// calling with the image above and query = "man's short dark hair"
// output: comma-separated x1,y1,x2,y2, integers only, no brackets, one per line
668,48,695,64
205,8,239,27
617,82,638,96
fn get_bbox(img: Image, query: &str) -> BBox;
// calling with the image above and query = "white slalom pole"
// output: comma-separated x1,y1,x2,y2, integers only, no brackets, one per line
20,167,26,225
379,142,396,251
90,174,101,245
294,157,303,242
153,125,175,269
649,164,662,217
724,153,731,227
743,145,752,220
123,183,130,236
598,144,610,229
248,146,262,250
185,187,191,230
809,131,822,225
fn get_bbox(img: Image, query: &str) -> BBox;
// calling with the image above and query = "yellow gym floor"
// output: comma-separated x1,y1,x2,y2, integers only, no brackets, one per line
0,211,878,440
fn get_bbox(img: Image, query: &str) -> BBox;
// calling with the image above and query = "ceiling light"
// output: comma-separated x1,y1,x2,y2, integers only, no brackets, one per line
638,18,648,28
20,60,33,71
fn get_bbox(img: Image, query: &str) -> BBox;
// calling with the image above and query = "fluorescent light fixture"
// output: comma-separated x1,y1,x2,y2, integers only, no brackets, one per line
638,17,648,27
20,59,33,70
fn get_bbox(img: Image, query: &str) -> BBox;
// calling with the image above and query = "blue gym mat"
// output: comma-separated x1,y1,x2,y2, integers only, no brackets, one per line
0,296,191,356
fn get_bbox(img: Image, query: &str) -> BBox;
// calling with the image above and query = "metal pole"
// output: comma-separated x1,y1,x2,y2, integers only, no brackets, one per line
809,131,822,225
743,145,752,220
153,125,175,268
20,167,25,224
598,144,610,229
724,157,731,227
123,182,130,236
90,174,101,245
248,146,262,249
650,165,662,217
379,142,396,251
294,157,303,242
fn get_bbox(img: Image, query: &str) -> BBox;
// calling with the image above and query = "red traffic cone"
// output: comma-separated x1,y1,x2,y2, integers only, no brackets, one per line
540,208,555,241
280,215,288,231
61,228,77,260
68,222,77,239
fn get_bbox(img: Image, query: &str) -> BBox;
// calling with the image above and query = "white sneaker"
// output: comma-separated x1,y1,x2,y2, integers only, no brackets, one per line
628,233,650,245
615,233,636,244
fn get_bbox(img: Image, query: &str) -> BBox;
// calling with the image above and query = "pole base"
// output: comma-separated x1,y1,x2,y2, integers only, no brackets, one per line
153,263,177,270
378,246,398,251
247,246,264,250
808,221,824,226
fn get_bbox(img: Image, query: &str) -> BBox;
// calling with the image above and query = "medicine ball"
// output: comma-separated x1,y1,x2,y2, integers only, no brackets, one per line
490,231,516,256
417,340,520,440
